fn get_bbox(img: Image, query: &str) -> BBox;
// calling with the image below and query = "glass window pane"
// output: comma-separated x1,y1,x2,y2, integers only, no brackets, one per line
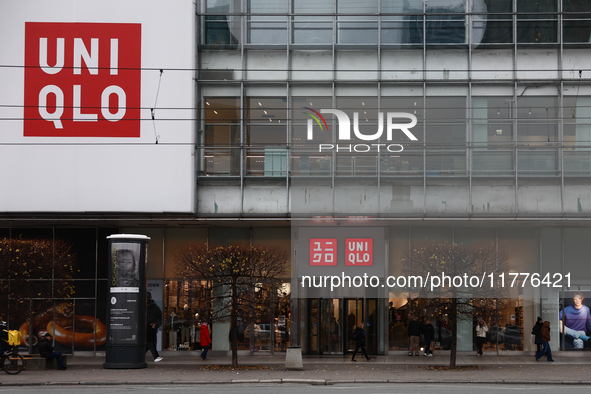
291,97,333,144
204,98,240,176
293,0,332,14
426,151,466,175
516,97,558,143
478,0,513,44
204,1,241,47
292,21,333,45
337,0,378,14
249,0,287,13
517,20,557,43
473,97,514,145
204,15,240,48
382,97,424,143
247,98,287,176
517,0,557,43
337,20,378,44
247,125,286,146
206,0,241,13
336,153,378,176
381,149,423,176
382,0,418,14
248,18,287,45
425,97,466,143
517,150,558,175
205,97,240,124
247,97,287,123
481,20,513,44
381,19,413,45
204,147,240,175
563,0,591,42
473,151,514,176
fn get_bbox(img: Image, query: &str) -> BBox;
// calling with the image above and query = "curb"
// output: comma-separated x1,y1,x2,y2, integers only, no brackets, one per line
2,379,591,387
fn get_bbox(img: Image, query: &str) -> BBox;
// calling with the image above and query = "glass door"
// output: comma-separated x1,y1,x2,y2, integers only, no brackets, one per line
308,299,319,354
320,299,342,354
344,298,378,354
366,299,377,354
345,299,363,352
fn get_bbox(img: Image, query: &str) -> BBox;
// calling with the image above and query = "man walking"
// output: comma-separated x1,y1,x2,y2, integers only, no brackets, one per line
422,318,435,357
146,292,163,362
351,322,373,362
535,320,555,362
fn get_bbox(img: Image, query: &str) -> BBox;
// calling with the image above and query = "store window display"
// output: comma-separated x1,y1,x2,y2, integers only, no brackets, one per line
560,291,591,349
163,280,211,351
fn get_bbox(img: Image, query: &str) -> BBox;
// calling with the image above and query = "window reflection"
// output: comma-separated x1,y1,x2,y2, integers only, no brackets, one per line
204,0,241,48
563,0,591,43
197,1,591,48
247,97,287,176
516,0,557,43
203,97,240,176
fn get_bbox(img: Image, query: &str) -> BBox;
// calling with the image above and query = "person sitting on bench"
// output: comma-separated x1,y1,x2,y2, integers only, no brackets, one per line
39,333,66,370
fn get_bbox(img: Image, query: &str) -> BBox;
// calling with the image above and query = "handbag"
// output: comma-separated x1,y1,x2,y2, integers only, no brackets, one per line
429,341,435,351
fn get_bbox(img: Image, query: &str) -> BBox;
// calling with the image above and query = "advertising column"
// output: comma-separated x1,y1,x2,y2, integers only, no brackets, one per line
104,234,150,369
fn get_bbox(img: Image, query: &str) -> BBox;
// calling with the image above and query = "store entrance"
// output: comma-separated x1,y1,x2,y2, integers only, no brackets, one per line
307,298,378,355
308,298,343,354
345,298,378,354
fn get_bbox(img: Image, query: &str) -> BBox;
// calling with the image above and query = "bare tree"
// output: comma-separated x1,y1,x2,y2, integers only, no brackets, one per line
403,242,508,368
174,244,288,368
0,238,77,325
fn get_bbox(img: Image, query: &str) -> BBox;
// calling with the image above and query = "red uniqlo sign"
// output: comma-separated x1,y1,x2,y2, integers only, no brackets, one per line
24,22,141,137
345,238,373,266
310,238,337,266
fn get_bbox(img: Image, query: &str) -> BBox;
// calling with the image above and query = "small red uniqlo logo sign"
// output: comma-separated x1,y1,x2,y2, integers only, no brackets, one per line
345,238,373,266
24,22,141,137
310,239,337,266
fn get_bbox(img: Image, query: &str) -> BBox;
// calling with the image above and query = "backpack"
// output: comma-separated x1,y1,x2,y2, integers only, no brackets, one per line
2,330,21,347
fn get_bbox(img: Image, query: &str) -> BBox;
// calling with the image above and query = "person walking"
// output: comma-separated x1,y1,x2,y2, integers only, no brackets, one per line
351,322,373,362
200,322,212,360
475,319,488,356
535,320,555,362
146,292,163,362
532,317,543,353
422,318,435,356
407,315,421,356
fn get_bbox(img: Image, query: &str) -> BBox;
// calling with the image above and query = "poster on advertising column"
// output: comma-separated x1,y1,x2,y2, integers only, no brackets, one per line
104,234,149,369
108,241,142,345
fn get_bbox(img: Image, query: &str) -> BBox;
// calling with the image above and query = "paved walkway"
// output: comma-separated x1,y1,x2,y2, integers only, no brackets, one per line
2,353,591,386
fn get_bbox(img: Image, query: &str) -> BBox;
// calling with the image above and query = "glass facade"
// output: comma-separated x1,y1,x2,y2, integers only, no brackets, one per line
196,0,591,219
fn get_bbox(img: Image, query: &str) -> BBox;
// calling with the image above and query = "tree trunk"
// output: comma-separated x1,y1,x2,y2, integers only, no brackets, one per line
449,299,457,369
231,280,239,368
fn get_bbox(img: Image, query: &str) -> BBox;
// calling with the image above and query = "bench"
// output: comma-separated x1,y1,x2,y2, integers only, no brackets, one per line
23,354,68,370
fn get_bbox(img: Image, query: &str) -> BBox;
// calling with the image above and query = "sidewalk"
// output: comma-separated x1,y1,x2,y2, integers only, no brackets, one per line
2,353,591,387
